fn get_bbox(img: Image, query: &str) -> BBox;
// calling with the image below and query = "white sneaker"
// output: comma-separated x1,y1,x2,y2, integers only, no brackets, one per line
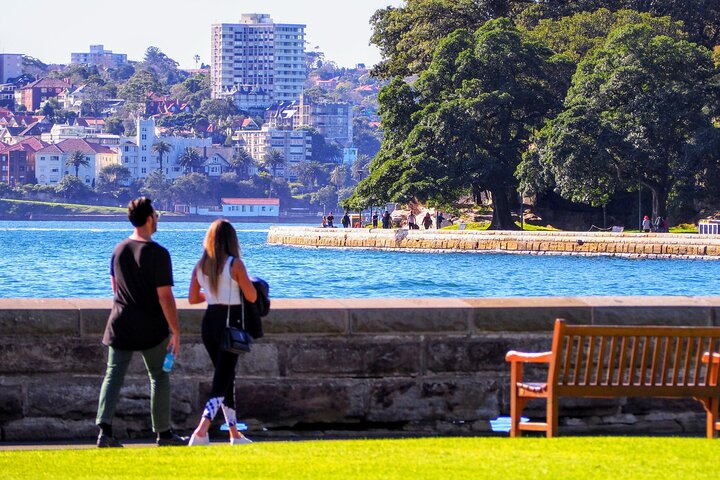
230,435,252,445
188,433,210,446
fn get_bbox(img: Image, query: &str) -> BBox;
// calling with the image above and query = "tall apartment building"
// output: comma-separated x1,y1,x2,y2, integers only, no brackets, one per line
0,54,23,83
70,45,127,68
211,14,306,110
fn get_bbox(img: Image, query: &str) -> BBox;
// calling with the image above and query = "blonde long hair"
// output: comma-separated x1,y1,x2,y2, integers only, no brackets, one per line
198,219,241,295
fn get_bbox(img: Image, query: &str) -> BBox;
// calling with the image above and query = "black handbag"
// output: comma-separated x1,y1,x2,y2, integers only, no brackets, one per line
220,268,252,354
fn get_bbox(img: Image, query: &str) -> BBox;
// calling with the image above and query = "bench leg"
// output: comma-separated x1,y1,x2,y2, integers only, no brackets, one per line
699,397,718,439
510,395,528,438
547,394,558,438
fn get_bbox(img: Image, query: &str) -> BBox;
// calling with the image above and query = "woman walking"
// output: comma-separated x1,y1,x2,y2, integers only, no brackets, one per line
187,219,257,446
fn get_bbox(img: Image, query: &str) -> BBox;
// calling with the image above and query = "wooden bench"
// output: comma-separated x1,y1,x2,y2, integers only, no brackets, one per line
505,318,720,438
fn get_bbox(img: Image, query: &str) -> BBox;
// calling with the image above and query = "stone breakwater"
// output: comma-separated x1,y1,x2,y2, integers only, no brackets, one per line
267,226,720,259
2,296,720,442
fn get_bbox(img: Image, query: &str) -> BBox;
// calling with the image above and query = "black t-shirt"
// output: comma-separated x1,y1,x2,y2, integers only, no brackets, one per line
103,238,174,350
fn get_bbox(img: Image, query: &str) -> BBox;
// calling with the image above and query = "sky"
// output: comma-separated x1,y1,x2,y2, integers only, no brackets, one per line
0,0,404,69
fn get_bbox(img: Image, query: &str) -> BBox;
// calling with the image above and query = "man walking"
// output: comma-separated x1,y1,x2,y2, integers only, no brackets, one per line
96,197,188,448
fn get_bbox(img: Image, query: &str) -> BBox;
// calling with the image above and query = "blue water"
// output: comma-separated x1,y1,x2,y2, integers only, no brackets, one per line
0,221,718,298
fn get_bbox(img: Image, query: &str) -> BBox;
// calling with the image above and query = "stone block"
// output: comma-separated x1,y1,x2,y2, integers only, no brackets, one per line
367,376,501,423
465,298,591,332
0,299,79,335
233,379,370,427
426,335,551,374
0,338,105,374
264,299,348,335
344,298,471,333
3,417,97,441
26,377,101,418
284,338,422,377
585,297,713,326
0,382,23,422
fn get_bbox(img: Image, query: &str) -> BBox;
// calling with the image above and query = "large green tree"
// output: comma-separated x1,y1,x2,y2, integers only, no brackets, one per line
518,24,720,221
350,19,568,229
170,173,209,211
178,147,203,174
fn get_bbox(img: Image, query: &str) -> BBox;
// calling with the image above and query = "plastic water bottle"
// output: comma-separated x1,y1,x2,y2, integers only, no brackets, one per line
162,352,175,373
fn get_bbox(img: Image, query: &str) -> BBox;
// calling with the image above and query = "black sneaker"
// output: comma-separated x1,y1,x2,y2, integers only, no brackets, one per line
97,432,123,448
157,431,190,447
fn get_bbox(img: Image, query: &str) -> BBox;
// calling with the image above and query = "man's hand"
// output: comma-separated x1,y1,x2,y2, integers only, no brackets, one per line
168,331,181,356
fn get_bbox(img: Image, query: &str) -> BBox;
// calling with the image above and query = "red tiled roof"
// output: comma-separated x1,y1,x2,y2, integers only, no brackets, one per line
36,138,115,155
21,77,72,90
221,198,280,206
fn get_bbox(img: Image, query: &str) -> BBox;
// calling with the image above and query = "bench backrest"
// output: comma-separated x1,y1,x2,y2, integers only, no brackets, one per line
549,319,720,397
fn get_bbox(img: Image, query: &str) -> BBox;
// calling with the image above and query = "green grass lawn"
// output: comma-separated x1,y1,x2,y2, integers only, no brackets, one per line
0,437,715,479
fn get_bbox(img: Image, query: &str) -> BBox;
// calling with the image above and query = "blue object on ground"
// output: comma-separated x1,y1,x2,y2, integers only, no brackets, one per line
489,416,529,433
220,422,247,431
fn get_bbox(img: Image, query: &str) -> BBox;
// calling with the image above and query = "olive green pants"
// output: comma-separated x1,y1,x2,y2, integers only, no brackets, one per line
96,337,171,433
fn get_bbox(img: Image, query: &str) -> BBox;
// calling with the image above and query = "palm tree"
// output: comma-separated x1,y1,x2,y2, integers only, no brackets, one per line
262,148,285,178
178,147,202,174
152,140,171,176
296,161,324,188
330,164,350,189
230,147,254,179
66,150,90,178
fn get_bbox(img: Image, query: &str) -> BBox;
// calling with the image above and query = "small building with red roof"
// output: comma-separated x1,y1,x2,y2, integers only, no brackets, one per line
0,137,49,185
189,197,280,217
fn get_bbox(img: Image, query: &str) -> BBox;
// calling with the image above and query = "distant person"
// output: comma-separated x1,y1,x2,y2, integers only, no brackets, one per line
642,215,651,233
422,212,432,230
407,212,418,229
321,216,327,228
341,212,351,228
372,214,379,228
187,219,258,446
96,197,188,448
654,216,662,232
382,210,391,229
436,212,444,229
663,217,669,232
327,212,335,228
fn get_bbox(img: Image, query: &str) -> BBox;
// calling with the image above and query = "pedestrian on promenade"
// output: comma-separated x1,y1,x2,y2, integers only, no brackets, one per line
372,213,379,228
407,211,418,229
327,212,335,228
96,197,188,448
436,211,444,229
654,216,662,232
422,212,432,229
382,210,391,229
187,219,258,446
642,215,651,233
341,211,351,228
321,216,327,228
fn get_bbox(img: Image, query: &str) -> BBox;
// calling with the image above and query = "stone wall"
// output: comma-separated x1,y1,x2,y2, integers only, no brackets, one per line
267,227,720,259
1,296,720,442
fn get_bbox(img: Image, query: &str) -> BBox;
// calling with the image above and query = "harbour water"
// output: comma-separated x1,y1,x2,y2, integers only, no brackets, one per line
1,220,718,299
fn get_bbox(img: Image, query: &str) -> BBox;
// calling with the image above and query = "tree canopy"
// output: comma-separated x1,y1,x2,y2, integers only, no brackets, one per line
518,24,720,220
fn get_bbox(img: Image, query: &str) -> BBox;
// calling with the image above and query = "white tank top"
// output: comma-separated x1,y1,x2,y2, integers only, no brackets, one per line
197,256,243,305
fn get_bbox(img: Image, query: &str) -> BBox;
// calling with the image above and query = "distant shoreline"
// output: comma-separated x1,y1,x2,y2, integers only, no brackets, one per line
0,214,318,223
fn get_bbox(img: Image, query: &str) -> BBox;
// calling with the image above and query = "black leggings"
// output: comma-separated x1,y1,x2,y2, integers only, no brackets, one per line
201,304,243,414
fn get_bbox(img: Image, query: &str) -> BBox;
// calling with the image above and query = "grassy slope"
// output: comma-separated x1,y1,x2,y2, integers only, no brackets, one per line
0,198,127,215
0,437,714,479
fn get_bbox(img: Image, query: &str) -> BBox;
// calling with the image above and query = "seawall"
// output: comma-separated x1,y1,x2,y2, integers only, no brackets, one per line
2,296,720,442
267,226,720,259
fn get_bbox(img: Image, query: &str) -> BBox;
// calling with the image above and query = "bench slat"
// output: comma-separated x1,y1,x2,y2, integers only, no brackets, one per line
649,336,661,386
683,337,693,385
562,335,573,385
596,336,607,386
573,335,584,385
584,335,596,386
564,325,720,337
617,336,628,386
555,384,720,397
606,336,617,386
694,337,704,386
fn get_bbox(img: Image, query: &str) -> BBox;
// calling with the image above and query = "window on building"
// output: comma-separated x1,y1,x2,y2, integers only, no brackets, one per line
141,168,147,174
242,205,246,212
250,205,254,212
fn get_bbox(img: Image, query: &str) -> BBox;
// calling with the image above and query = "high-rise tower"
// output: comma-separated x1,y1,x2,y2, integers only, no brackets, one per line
211,14,306,110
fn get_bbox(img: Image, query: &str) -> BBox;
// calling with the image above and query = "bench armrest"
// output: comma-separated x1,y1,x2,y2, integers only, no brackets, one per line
505,351,553,363
702,352,720,364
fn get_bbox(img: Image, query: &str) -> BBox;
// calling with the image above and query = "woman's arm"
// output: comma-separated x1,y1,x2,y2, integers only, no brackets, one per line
232,258,258,303
188,265,206,304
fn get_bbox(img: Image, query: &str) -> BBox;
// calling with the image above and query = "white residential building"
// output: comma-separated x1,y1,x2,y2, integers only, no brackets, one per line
233,125,312,179
34,138,118,186
0,54,22,83
71,45,127,68
129,117,211,180
211,14,306,110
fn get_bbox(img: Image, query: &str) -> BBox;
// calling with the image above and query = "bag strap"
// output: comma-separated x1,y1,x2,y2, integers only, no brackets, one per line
226,257,246,330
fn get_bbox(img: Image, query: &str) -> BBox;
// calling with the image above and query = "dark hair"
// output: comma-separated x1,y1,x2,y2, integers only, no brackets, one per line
127,197,154,227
